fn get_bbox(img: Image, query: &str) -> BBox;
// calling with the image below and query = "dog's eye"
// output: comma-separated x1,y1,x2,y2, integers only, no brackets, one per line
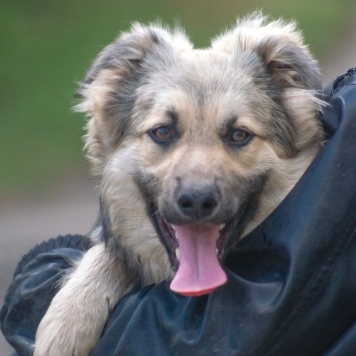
230,129,251,144
154,127,171,139
149,126,174,144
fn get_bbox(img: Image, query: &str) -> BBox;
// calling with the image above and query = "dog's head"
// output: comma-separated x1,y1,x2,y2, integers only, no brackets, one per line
76,14,324,296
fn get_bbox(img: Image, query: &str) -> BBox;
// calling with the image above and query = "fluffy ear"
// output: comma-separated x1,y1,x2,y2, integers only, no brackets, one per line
212,13,324,151
212,12,322,90
76,24,192,98
75,24,192,178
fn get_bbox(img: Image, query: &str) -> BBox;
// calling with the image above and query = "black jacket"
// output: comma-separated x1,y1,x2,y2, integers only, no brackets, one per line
2,69,356,355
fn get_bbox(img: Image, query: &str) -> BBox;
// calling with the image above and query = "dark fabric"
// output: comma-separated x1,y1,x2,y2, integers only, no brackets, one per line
1,69,356,355
0,235,91,356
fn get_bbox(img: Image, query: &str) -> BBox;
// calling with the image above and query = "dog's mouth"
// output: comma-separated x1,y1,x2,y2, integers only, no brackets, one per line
155,212,238,297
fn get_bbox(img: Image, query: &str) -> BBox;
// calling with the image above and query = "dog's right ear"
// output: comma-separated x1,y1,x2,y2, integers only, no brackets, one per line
75,24,192,178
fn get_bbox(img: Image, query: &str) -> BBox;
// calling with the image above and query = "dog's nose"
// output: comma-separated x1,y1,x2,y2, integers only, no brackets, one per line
177,190,218,220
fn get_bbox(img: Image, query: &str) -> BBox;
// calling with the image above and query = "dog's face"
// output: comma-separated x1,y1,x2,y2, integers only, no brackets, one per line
76,14,324,296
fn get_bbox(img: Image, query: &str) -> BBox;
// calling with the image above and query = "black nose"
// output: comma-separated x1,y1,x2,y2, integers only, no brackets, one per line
177,191,218,220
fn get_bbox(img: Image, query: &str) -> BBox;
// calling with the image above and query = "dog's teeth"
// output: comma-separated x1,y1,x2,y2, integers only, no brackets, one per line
175,248,180,261
219,224,226,231
172,225,178,239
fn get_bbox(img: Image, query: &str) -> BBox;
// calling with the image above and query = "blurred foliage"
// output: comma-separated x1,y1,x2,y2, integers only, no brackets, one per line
0,0,354,194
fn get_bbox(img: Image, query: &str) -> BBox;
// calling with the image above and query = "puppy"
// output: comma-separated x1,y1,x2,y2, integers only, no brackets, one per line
34,13,324,355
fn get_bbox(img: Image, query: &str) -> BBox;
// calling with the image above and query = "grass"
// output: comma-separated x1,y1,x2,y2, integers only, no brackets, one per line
0,0,354,195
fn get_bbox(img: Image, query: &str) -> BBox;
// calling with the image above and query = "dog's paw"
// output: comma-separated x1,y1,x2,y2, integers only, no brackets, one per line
34,244,124,356
34,302,99,356
35,319,76,356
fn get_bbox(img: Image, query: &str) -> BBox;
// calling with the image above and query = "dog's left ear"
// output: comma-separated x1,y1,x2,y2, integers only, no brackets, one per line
212,13,322,91
213,13,324,151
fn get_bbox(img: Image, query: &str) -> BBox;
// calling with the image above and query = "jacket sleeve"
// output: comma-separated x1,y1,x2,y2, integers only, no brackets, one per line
2,70,356,356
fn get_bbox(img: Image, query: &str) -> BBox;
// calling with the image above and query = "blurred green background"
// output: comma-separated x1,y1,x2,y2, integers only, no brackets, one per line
1,0,354,196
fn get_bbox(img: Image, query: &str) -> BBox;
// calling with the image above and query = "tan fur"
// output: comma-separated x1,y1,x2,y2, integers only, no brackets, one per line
35,13,324,355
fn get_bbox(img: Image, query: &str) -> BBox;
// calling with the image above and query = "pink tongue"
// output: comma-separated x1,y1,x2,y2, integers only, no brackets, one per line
170,225,227,296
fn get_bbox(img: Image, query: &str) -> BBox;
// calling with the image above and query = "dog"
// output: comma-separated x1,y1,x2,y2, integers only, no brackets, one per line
34,13,324,355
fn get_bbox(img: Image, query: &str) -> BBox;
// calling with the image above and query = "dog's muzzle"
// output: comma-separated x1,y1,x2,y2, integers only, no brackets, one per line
156,183,239,297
